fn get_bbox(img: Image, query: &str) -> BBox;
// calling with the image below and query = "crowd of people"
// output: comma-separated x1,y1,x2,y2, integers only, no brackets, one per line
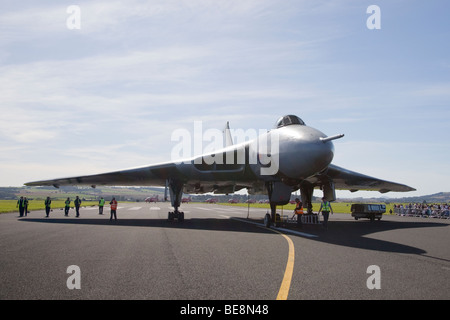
16,196,119,221
393,203,449,218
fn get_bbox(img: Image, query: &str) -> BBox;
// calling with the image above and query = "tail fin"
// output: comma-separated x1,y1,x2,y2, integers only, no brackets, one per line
224,121,233,147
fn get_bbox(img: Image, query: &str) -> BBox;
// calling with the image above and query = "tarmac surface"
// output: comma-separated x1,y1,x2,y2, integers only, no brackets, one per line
0,202,449,300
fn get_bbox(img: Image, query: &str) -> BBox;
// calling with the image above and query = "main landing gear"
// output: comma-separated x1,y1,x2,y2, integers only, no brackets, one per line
263,181,315,228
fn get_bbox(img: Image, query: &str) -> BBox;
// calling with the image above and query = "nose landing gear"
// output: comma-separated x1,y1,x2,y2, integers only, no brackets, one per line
167,179,185,222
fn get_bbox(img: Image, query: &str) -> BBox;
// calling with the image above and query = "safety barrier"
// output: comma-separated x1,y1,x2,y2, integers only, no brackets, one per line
300,214,321,224
394,208,449,219
274,213,322,225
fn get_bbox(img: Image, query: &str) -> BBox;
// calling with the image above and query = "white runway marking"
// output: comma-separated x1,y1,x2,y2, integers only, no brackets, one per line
220,215,318,238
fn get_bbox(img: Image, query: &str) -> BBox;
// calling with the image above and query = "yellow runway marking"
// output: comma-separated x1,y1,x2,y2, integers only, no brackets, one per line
259,227,295,300
275,231,295,300
225,217,298,300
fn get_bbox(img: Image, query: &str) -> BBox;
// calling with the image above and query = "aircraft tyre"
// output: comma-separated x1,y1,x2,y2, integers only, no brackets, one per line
264,213,271,228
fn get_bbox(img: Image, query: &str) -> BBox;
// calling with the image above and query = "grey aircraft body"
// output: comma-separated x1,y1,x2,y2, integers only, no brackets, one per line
25,115,415,225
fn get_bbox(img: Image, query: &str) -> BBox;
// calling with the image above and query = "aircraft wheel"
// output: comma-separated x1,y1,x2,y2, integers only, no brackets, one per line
264,213,271,228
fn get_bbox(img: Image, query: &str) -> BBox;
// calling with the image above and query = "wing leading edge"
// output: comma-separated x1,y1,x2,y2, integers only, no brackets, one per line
24,161,178,188
313,164,416,193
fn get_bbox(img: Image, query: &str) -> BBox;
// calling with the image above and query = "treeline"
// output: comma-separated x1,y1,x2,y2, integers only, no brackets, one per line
0,188,21,200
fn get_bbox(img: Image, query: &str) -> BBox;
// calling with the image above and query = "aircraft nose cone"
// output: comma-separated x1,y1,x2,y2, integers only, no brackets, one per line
313,140,334,171
277,126,334,179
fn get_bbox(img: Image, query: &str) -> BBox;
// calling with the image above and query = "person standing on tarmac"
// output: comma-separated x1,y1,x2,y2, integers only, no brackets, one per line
45,197,51,217
98,197,105,215
318,197,333,230
64,197,71,216
74,196,82,217
24,197,29,217
17,196,25,217
109,197,118,221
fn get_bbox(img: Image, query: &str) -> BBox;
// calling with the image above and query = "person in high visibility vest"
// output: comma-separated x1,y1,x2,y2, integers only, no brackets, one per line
98,197,105,215
294,198,304,227
74,196,82,218
44,196,51,218
17,196,25,217
318,197,333,229
109,197,118,221
64,197,71,216
294,198,304,215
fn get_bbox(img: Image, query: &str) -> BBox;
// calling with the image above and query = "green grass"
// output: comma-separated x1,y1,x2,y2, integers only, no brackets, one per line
0,200,99,214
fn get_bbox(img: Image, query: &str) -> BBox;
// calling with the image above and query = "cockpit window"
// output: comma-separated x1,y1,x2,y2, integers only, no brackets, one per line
275,115,305,128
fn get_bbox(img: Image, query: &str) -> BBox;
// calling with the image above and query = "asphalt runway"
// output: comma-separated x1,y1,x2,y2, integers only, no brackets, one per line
0,202,449,300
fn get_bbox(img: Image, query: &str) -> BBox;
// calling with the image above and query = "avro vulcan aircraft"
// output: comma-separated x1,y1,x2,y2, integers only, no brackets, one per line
25,115,415,226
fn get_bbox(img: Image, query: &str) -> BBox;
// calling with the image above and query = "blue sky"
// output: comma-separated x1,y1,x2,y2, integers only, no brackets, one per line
0,0,449,199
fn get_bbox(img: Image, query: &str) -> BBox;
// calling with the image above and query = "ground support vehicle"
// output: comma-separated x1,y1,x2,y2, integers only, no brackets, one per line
351,203,385,221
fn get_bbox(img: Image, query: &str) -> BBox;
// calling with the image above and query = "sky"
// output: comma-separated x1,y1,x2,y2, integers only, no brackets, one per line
0,0,449,199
